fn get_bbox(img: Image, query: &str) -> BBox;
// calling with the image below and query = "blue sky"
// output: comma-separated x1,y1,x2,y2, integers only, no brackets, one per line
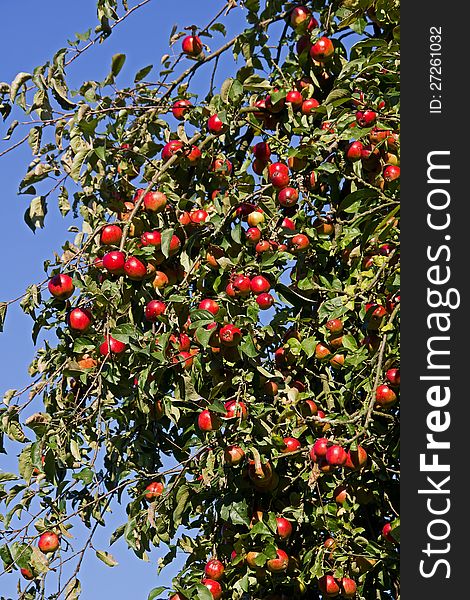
0,2,249,598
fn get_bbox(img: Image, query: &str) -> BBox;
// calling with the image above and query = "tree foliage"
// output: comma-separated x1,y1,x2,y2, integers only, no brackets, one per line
0,1,400,598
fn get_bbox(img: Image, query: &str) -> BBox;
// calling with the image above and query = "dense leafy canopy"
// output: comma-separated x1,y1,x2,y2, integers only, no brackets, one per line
0,1,400,599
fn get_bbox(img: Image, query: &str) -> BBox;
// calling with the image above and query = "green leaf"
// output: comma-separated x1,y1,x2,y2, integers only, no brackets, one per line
111,53,126,76
161,228,175,259
70,149,89,182
24,196,47,232
0,471,19,483
220,497,249,526
28,127,42,155
64,577,81,600
96,550,118,567
135,65,153,82
147,588,166,600
10,72,31,102
0,302,7,332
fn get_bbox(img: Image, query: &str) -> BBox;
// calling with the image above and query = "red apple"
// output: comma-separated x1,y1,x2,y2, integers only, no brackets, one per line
346,141,363,161
103,251,126,274
290,233,310,252
162,140,184,161
38,531,59,554
250,275,271,295
145,300,166,321
246,227,262,244
318,574,340,597
252,142,271,161
315,343,331,359
100,224,122,245
124,256,147,280
211,157,232,176
232,274,251,296
286,90,303,110
382,522,395,543
144,481,164,501
356,110,377,127
276,517,293,539
267,549,289,573
204,559,225,581
282,437,301,453
224,399,248,420
345,446,368,470
182,35,203,57
386,368,400,387
199,298,220,315
99,335,127,356
141,230,162,247
198,410,221,432
68,307,92,332
208,114,226,135
224,445,245,466
301,98,320,115
268,162,290,189
190,209,209,224
256,293,274,310
48,274,75,300
326,444,347,466
21,567,34,580
383,165,400,182
278,187,299,207
144,191,167,212
172,99,192,120
375,384,397,408
290,6,311,29
201,579,222,600
339,577,357,598
310,37,334,61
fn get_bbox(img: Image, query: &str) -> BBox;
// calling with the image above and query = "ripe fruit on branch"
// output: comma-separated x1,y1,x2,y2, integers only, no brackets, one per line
100,224,122,245
185,145,202,165
330,353,345,369
199,298,220,315
268,162,290,189
197,410,221,432
145,300,166,321
141,231,162,247
346,141,363,161
326,319,343,335
364,303,387,330
68,308,92,332
318,573,340,597
232,274,251,296
224,399,248,420
21,567,34,580
124,256,147,280
182,35,203,57
211,157,233,176
375,384,397,408
201,578,222,600
143,191,167,212
162,140,184,161
290,233,310,252
255,240,272,254
301,98,320,115
339,577,357,598
383,164,400,182
48,274,74,300
152,271,169,289
310,37,334,62
276,517,293,539
386,368,400,387
250,275,271,295
172,99,192,120
256,293,274,310
224,445,245,466
285,90,303,110
99,335,127,356
326,444,347,466
315,343,331,360
103,251,126,275
290,6,311,29
267,549,289,573
356,109,377,127
252,142,271,161
333,485,348,504
278,187,299,207
382,522,396,543
190,209,209,224
246,227,262,244
144,481,164,501
266,91,285,113
345,446,368,470
282,437,301,453
246,210,265,226
207,114,226,135
38,531,59,554
204,559,225,581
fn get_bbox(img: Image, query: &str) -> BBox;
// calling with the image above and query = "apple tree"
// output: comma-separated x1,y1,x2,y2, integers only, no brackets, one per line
0,1,400,599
